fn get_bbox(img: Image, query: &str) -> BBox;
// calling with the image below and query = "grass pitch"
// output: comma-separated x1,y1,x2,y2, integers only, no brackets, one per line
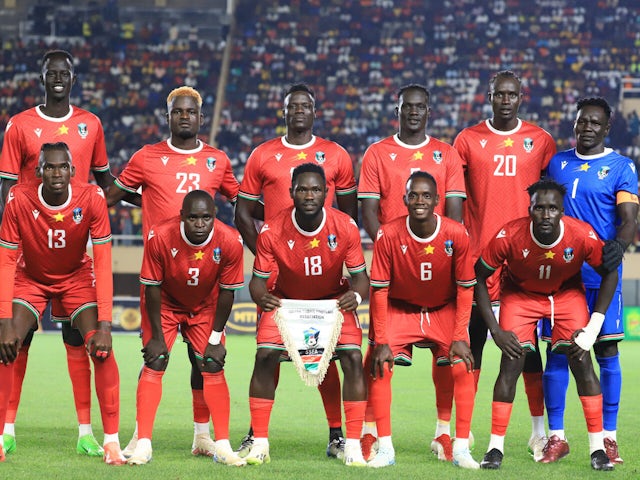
2,333,638,479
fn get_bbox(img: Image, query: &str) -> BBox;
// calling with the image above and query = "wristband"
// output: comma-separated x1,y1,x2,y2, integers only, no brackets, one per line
208,330,223,345
354,292,362,306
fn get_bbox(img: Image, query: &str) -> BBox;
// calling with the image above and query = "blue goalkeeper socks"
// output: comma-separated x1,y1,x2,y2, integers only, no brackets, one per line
597,353,621,432
543,349,569,431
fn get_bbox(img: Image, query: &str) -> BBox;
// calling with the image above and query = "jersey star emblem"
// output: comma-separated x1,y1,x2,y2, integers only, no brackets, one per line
504,137,514,147
186,156,197,165
545,251,555,259
194,250,205,260
424,244,435,255
309,237,320,249
296,151,307,160
412,151,424,160
579,162,590,171
53,212,65,222
57,124,69,135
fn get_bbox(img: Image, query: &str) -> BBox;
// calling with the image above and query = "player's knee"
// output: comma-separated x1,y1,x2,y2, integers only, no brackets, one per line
145,358,168,372
201,359,224,374
62,323,85,347
594,340,618,358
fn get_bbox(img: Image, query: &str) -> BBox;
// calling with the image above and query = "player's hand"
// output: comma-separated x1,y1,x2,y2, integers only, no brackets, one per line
257,293,281,312
567,329,590,361
0,319,20,364
449,340,474,372
142,338,169,366
337,291,360,312
86,323,113,360
491,328,523,360
602,239,625,273
203,343,227,372
371,343,394,379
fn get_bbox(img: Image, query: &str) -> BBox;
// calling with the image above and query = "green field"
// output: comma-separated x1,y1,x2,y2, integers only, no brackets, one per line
2,333,638,479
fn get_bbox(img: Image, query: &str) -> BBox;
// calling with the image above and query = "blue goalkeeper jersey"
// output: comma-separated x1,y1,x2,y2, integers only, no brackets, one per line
547,147,638,288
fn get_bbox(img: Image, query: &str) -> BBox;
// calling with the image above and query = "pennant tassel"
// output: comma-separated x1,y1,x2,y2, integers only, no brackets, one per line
274,299,344,387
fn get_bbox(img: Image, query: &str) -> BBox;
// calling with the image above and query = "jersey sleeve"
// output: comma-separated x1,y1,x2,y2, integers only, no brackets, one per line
218,154,240,202
0,193,20,316
452,130,470,169
0,116,24,180
369,227,391,288
444,147,467,199
539,130,557,170
357,145,381,200
90,117,110,173
114,148,145,193
219,232,244,290
238,147,263,201
454,227,476,288
334,144,357,196
615,159,639,196
252,226,274,279
479,228,509,271
90,187,113,245
139,229,164,286
582,225,605,270
345,218,367,274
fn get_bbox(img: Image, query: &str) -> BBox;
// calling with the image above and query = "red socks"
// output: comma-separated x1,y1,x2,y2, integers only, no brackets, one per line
135,366,163,438
6,345,29,423
202,371,230,440
249,397,274,438
318,362,342,428
491,401,513,436
523,371,545,417
65,343,92,425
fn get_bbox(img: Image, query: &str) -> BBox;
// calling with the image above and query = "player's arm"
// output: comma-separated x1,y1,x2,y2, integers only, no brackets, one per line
0,179,16,203
95,170,141,207
203,288,235,372
569,267,618,360
105,179,130,207
449,282,475,371
0,244,19,363
88,240,114,356
142,284,169,368
360,198,380,241
474,258,523,359
249,275,281,312
337,269,369,312
369,286,394,378
337,191,358,221
444,196,463,223
235,196,261,254
602,200,639,272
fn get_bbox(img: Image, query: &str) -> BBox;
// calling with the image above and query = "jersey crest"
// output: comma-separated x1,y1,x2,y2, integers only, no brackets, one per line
78,123,88,139
72,207,83,224
327,234,337,251
206,157,216,171
523,137,533,152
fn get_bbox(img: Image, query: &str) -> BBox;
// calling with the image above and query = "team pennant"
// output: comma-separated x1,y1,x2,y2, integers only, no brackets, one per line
274,299,343,387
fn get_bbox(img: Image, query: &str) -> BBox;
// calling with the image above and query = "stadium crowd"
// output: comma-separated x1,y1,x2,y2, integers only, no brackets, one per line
1,0,640,234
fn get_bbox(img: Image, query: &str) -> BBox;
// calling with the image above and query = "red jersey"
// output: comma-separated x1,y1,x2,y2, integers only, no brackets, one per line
253,207,366,299
140,217,244,313
454,119,556,261
0,105,109,183
238,135,356,221
0,183,111,283
480,216,603,295
358,134,466,225
370,214,476,308
115,139,239,239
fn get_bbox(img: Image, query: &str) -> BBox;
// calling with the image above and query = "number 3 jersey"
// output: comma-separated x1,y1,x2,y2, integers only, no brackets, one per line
253,207,366,300
140,217,244,313
454,119,556,261
115,139,239,239
370,214,475,308
0,182,111,284
480,216,604,295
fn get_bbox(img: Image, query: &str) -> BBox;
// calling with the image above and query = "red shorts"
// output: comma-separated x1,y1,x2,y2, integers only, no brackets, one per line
256,306,362,351
13,265,97,325
500,288,589,351
383,299,460,366
141,307,224,358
